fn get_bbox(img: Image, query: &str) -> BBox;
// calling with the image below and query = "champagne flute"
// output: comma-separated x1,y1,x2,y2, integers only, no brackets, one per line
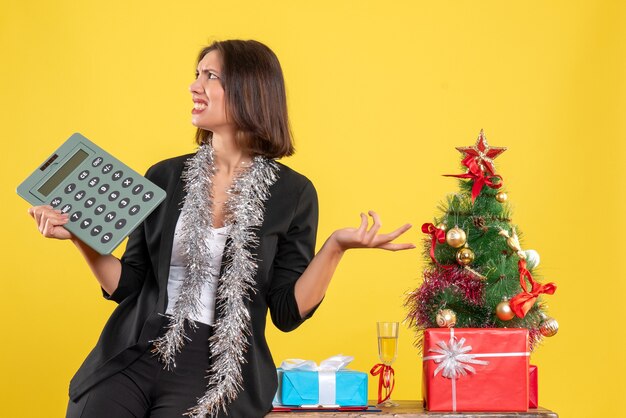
376,321,399,407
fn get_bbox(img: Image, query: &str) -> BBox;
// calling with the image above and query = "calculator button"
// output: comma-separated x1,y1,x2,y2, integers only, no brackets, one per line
84,197,96,208
90,225,103,236
104,211,117,222
129,205,141,216
132,184,144,195
60,204,72,214
74,190,86,201
112,171,123,181
64,183,76,193
114,219,127,229
88,177,100,187
108,191,120,201
101,233,113,244
118,198,130,208
94,204,106,215
50,197,62,208
102,164,113,174
92,157,103,167
70,211,82,222
78,170,90,180
80,218,92,229
142,191,154,202
98,184,110,194
122,177,134,188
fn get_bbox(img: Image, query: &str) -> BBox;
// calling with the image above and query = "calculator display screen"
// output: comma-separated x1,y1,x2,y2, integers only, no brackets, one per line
37,149,89,196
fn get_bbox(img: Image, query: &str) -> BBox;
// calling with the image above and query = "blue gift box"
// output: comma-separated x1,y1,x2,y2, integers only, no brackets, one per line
277,368,368,407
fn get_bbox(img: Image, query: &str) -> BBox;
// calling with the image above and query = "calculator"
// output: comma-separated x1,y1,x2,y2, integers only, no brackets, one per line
17,133,166,255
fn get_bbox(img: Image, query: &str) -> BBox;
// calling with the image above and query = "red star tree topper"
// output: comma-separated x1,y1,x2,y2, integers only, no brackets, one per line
456,129,507,175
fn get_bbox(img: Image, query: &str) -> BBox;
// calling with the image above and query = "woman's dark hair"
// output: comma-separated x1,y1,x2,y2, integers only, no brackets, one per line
194,40,294,158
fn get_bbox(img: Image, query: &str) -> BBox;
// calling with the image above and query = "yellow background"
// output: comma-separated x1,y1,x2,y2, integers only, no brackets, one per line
1,1,624,416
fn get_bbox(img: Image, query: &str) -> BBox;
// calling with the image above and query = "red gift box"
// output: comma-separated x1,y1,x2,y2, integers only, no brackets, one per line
422,328,529,412
529,365,538,408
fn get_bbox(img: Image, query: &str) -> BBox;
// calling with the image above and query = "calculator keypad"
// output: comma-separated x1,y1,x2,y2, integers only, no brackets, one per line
46,150,163,254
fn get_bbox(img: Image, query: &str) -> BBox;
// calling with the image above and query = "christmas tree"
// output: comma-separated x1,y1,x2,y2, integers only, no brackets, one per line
406,130,558,351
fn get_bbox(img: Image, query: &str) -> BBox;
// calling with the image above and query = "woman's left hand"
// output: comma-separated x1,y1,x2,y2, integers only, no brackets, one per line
294,210,415,317
328,211,415,252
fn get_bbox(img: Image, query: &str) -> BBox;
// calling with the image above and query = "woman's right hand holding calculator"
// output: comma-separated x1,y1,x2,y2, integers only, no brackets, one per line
28,205,72,240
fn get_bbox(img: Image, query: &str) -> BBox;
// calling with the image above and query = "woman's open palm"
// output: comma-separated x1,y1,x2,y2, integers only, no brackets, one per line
330,211,415,252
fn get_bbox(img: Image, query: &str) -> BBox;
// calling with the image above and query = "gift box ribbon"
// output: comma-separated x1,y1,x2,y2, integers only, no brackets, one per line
280,355,354,406
422,329,529,411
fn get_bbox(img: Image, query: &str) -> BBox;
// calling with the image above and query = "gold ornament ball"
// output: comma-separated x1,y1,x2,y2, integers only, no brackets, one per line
539,316,559,337
456,247,475,265
436,309,457,328
495,191,508,203
437,223,447,231
495,299,515,321
446,227,467,248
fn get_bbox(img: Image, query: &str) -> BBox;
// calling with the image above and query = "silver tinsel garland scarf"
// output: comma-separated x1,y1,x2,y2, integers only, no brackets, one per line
152,144,278,417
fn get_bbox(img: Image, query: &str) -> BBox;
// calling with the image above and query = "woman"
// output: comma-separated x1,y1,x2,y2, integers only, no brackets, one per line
28,40,414,418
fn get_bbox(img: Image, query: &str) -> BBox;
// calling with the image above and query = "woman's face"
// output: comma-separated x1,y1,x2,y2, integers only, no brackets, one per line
189,50,231,132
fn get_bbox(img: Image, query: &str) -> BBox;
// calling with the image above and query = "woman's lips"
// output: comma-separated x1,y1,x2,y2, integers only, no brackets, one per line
192,100,207,114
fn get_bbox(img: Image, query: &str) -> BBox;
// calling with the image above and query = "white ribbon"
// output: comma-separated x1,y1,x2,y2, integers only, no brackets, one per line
422,329,530,411
280,355,354,406
422,332,490,379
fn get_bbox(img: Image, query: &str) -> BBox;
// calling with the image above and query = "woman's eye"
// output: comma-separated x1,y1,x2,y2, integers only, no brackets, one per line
194,71,219,80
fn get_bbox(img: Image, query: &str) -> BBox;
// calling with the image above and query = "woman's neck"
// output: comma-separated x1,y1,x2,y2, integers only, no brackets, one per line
211,132,253,175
